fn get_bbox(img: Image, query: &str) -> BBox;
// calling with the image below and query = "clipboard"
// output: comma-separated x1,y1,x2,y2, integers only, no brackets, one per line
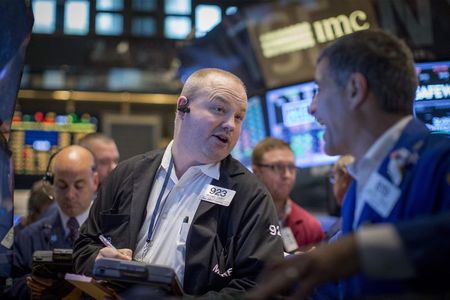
64,273,116,300
31,249,75,298
32,249,73,279
93,258,184,296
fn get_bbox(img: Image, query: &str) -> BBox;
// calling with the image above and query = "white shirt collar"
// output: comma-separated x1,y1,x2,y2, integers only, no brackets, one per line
161,140,174,171
347,115,413,230
348,115,412,180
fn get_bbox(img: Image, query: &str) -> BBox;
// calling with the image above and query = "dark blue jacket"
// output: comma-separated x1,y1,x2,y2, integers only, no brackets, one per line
14,207,72,276
341,119,450,298
8,208,72,299
396,211,450,291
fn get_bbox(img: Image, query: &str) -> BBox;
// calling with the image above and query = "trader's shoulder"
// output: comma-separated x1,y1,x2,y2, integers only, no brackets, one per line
223,155,259,182
16,210,58,242
422,132,450,160
222,155,270,199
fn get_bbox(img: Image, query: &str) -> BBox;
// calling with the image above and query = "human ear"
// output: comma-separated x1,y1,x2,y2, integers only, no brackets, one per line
177,96,188,106
92,171,99,192
347,73,368,110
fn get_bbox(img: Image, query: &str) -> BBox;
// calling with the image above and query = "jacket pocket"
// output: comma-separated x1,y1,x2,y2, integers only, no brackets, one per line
99,212,130,246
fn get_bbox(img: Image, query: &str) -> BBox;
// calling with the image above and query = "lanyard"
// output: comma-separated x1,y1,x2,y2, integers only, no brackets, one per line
146,157,174,243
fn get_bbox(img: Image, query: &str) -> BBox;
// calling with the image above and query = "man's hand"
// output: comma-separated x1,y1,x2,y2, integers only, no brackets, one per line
26,275,54,298
247,234,361,300
96,247,133,261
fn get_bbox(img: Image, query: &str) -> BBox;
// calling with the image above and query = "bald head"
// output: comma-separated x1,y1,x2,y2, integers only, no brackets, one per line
180,68,247,101
52,145,98,217
53,145,96,174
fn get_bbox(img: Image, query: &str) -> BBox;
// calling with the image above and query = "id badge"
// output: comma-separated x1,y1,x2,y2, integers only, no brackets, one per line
280,227,299,253
200,184,236,207
362,172,401,218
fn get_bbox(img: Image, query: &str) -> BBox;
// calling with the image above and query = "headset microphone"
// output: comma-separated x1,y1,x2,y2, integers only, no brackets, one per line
42,150,60,185
177,105,190,113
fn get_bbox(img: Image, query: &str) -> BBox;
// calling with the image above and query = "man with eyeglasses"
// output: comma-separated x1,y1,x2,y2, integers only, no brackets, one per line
252,137,324,252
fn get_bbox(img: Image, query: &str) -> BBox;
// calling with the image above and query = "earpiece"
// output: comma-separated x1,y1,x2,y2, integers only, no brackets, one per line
177,105,190,113
177,97,190,113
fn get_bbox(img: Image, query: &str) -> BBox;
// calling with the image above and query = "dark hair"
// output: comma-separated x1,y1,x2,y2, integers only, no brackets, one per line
317,30,417,114
251,137,292,165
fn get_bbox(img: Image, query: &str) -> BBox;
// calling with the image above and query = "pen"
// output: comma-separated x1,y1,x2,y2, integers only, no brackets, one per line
99,234,117,250
179,216,189,235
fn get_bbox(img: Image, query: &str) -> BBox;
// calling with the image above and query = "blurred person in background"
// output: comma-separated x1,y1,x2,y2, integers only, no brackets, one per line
252,137,324,252
325,155,354,241
78,132,119,184
14,180,54,235
330,155,354,208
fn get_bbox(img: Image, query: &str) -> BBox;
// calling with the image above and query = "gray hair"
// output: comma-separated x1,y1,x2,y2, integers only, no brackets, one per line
317,30,417,114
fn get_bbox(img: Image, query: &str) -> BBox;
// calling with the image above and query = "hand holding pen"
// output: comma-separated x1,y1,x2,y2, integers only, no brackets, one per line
99,234,117,250
96,234,133,261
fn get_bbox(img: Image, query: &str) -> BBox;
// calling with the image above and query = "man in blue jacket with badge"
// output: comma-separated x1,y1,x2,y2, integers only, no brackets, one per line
308,29,450,298
73,68,284,298
251,29,449,299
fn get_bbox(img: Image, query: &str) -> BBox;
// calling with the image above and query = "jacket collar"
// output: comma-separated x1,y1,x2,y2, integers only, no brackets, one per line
128,151,247,248
129,150,164,249
192,155,247,223
342,119,430,233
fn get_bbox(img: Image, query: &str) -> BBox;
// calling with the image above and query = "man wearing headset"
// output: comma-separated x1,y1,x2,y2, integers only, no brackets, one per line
11,145,98,298
73,68,283,298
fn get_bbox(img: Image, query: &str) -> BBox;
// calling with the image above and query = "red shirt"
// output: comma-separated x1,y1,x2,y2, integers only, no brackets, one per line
285,200,324,248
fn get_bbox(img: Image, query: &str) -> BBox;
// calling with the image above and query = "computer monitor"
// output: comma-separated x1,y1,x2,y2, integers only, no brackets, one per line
414,60,450,133
265,81,337,168
102,113,162,162
10,114,97,175
231,95,267,169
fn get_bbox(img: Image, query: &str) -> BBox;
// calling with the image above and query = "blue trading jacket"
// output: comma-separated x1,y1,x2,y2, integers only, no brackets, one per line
7,208,72,299
340,119,450,298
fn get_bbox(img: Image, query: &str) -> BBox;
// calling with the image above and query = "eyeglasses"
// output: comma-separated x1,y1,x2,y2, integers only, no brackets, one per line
257,163,296,174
